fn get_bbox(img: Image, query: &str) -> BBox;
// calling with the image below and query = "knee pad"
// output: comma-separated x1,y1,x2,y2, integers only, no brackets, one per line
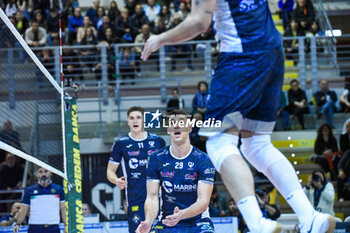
206,133,240,173
241,135,285,174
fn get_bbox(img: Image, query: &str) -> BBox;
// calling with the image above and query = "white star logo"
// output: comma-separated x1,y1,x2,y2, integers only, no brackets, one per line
150,109,162,122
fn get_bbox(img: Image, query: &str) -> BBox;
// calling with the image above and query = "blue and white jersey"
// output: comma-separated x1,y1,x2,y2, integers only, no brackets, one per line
147,146,215,227
22,183,65,225
109,132,166,205
214,0,282,52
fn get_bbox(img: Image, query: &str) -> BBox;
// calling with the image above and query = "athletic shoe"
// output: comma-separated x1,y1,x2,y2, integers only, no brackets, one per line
249,218,283,233
297,211,336,233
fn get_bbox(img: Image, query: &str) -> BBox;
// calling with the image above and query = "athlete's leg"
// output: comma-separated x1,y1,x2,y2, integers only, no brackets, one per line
206,128,282,233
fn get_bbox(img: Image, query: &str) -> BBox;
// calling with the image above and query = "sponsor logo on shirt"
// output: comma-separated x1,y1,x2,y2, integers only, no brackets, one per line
239,0,266,12
147,150,155,155
188,162,194,169
132,205,139,212
131,172,141,179
184,173,198,181
132,214,141,223
128,150,140,156
174,184,197,192
204,168,215,174
149,141,155,147
126,144,133,148
51,189,56,193
161,171,175,178
165,194,176,203
129,158,147,169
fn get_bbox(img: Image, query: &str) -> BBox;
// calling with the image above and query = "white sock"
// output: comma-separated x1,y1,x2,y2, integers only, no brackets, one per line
286,189,314,227
237,195,263,231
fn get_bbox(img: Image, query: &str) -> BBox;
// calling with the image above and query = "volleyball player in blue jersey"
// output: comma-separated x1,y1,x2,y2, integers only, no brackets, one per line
107,106,166,233
141,0,335,232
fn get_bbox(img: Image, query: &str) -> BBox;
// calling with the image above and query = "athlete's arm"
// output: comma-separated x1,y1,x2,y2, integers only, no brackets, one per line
162,182,213,227
141,0,216,61
13,204,28,233
136,181,160,233
106,162,127,190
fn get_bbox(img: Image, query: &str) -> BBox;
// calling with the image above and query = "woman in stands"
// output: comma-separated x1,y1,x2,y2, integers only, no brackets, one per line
304,168,335,216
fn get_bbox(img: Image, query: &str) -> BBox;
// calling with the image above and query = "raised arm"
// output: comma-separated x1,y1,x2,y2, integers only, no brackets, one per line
106,162,127,190
136,181,160,233
141,0,217,60
162,182,213,227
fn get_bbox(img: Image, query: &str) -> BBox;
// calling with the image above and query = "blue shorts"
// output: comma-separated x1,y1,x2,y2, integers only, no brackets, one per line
127,202,145,233
28,224,59,233
151,218,215,233
203,46,284,134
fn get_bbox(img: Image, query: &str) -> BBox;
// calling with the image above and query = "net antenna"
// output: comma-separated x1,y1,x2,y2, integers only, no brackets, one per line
0,8,67,180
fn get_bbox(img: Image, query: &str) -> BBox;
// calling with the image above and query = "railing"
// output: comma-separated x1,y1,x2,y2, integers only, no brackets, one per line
3,35,350,138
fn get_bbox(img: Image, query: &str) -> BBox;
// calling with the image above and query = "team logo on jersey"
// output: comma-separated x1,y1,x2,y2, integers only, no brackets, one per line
51,189,56,193
144,110,162,129
162,181,173,193
129,158,147,169
148,141,155,147
132,214,141,224
128,150,140,156
34,190,38,194
126,144,133,148
161,171,175,178
188,162,194,169
184,173,198,181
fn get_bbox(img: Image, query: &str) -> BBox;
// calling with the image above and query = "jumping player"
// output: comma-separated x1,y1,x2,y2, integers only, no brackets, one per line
107,106,166,233
141,0,336,233
136,110,215,233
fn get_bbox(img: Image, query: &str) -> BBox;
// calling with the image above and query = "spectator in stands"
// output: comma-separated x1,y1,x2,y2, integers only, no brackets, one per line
62,47,83,83
51,0,70,20
125,0,136,16
82,203,91,217
15,11,28,36
304,168,335,215
0,121,21,152
96,6,105,30
25,21,47,47
209,186,229,217
33,9,45,28
166,88,185,113
118,46,136,84
86,0,100,28
340,80,350,113
67,7,83,45
76,16,97,44
0,153,23,190
153,20,166,35
129,4,149,39
314,79,337,128
0,202,21,226
97,16,115,41
306,20,325,52
143,0,161,27
107,1,120,23
46,9,60,46
5,0,17,17
17,0,31,20
287,79,309,130
115,8,133,42
80,27,97,69
177,2,189,21
277,91,290,130
283,19,305,60
337,121,350,201
32,0,49,17
293,0,315,31
255,188,281,220
155,5,173,31
192,81,209,118
311,123,338,175
278,0,294,30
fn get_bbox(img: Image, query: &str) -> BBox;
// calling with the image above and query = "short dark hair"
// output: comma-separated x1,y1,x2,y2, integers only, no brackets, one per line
127,106,144,116
197,81,208,91
290,79,299,85
168,109,188,117
171,88,179,94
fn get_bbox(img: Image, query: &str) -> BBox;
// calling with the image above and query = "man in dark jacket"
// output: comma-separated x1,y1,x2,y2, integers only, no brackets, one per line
129,4,149,39
338,121,350,201
287,79,309,129
293,0,315,31
314,80,337,128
